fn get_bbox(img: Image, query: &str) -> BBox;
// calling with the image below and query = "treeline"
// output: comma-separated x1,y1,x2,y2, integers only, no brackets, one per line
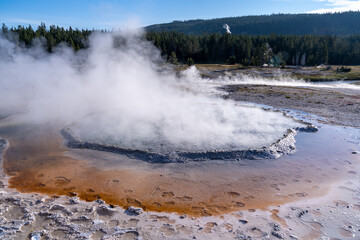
1,23,94,52
145,12,360,36
2,23,360,66
147,31,360,66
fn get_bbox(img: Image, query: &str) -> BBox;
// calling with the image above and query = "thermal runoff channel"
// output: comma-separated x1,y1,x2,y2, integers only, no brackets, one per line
0,30,303,154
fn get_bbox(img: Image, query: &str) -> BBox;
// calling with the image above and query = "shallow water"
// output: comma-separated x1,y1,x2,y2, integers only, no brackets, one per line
0,114,359,216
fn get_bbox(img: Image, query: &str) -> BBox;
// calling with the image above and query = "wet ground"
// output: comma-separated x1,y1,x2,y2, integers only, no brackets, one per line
1,73,360,239
224,84,360,128
0,113,360,239
0,108,359,218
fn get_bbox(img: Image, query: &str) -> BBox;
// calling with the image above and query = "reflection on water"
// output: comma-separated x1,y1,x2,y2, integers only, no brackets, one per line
0,116,359,216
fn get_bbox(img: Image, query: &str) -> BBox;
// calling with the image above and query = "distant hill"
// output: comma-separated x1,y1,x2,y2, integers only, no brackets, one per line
145,11,360,35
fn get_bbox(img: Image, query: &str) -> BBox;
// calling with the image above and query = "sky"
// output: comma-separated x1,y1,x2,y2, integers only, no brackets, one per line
1,0,360,29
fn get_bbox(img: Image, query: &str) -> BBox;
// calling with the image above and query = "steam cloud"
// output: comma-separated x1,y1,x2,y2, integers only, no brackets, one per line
223,24,231,34
198,73,360,91
0,30,301,153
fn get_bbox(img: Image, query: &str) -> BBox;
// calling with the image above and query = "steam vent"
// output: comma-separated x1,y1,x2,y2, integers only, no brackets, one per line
61,103,312,162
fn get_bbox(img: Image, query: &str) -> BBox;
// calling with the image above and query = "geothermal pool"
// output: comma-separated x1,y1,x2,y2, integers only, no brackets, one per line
1,32,360,239
1,32,360,221
0,107,359,217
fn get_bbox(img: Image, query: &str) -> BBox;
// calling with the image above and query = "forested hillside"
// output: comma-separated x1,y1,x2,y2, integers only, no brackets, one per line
2,23,360,66
145,12,360,35
146,31,360,66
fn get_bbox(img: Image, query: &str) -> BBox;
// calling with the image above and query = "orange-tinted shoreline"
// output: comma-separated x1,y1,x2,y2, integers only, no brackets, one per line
1,121,357,217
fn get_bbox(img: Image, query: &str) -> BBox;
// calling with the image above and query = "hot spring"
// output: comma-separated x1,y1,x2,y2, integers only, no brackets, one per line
64,101,304,160
0,31,305,160
1,30,359,218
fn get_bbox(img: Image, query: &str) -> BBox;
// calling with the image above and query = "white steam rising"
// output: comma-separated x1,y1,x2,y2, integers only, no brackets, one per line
189,69,360,94
0,30,301,153
222,75,360,90
223,24,231,34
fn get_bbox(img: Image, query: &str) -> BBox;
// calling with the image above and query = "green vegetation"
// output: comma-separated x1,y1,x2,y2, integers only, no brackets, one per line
168,51,178,65
2,23,93,52
145,11,360,36
336,66,352,72
146,31,360,66
3,21,360,67
186,57,194,66
226,55,236,65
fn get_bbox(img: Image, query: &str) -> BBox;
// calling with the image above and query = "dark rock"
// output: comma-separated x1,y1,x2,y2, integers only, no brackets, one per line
298,210,309,218
71,216,91,223
271,231,284,239
295,125,318,133
35,199,44,205
125,206,143,215
6,197,21,206
95,199,105,204
239,219,248,224
236,231,252,240
69,198,79,204
39,211,52,217
22,213,35,222
270,223,281,231
96,206,115,217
